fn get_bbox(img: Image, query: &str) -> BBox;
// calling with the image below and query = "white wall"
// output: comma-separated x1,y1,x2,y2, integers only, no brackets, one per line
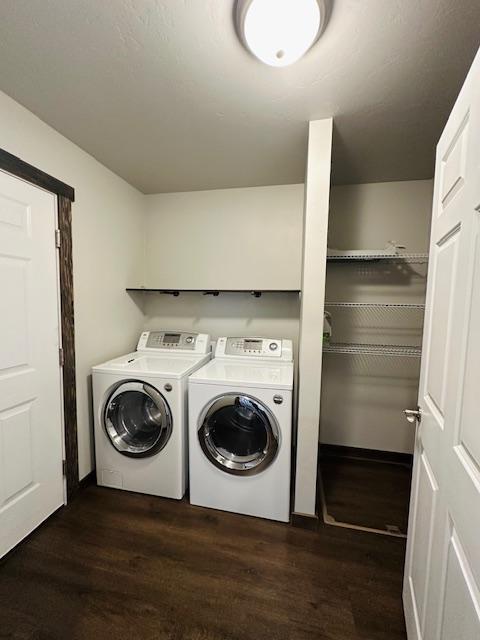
143,292,300,350
0,90,146,480
143,185,304,290
141,182,304,367
328,180,433,252
322,179,433,453
142,183,304,365
142,293,300,348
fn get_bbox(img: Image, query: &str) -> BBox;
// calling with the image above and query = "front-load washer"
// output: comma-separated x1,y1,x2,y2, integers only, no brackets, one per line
188,336,294,522
92,330,211,499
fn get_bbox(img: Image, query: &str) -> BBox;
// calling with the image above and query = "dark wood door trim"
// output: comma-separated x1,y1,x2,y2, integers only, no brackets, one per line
57,195,79,499
0,148,75,201
0,148,79,500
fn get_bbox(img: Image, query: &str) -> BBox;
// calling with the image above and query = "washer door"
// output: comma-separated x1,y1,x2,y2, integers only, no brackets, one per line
198,393,279,476
103,380,172,458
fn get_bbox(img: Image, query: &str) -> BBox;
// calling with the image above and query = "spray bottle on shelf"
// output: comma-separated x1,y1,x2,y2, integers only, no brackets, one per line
323,311,332,345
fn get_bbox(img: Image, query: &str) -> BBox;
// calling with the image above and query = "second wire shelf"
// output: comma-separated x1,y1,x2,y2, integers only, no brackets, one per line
324,302,425,309
323,342,422,358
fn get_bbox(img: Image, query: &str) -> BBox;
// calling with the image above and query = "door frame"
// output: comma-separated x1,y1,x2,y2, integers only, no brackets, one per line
0,147,78,500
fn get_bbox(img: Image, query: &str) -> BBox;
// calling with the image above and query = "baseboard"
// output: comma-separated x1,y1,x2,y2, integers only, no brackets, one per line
78,470,96,490
320,444,413,466
291,512,319,531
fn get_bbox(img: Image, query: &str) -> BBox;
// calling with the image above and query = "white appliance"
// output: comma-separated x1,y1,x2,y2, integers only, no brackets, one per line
188,336,294,522
92,330,211,499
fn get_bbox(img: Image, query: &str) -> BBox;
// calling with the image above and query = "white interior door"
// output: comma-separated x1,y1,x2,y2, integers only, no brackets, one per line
403,48,480,639
0,170,65,558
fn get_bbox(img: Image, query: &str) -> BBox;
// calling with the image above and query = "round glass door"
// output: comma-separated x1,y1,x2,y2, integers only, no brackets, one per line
103,380,172,457
198,393,279,476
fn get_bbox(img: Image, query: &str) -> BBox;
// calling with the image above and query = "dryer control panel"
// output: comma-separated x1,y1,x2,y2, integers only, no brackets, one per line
215,337,293,361
137,331,211,354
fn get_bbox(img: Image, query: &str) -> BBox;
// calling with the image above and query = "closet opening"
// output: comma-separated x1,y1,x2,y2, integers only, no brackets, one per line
318,182,432,537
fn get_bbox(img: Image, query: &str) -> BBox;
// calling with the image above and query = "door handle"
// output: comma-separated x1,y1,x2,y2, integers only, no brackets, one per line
404,407,422,424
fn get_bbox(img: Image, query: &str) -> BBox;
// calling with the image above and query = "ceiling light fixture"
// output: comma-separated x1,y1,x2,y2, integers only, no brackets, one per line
236,0,326,68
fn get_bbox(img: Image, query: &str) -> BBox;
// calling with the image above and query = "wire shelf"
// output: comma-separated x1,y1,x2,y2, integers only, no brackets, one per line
323,342,422,358
327,253,429,264
324,302,425,309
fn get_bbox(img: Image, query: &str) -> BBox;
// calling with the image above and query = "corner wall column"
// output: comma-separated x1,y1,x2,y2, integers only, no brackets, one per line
293,118,333,518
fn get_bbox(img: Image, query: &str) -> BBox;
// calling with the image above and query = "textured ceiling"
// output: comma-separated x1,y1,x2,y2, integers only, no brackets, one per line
0,0,479,193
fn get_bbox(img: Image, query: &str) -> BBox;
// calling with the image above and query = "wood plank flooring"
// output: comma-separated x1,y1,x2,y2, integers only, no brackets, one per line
321,453,412,534
0,485,407,640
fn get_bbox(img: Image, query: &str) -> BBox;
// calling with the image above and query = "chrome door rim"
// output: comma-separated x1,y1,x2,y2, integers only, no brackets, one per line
198,392,280,476
103,379,172,458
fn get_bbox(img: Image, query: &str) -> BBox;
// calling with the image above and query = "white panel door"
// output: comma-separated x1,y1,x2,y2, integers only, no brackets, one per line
0,170,64,558
403,47,480,639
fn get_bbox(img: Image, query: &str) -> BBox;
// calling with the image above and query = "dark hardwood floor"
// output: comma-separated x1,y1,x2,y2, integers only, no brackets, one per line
0,486,407,640
321,450,412,534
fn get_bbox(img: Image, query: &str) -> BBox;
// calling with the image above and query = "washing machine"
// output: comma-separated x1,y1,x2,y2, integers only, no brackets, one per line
92,330,211,499
188,336,294,522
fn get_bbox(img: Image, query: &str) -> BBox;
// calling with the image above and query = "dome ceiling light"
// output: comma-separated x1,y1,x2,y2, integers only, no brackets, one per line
236,0,327,67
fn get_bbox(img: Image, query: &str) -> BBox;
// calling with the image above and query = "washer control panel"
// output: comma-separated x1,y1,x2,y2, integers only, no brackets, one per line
216,337,292,361
137,331,210,353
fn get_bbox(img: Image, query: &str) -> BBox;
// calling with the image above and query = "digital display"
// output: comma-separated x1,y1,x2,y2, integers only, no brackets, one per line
164,333,180,344
244,339,262,351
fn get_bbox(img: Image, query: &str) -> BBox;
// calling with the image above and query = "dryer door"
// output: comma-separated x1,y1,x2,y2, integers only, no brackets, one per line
104,380,172,457
198,393,279,476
